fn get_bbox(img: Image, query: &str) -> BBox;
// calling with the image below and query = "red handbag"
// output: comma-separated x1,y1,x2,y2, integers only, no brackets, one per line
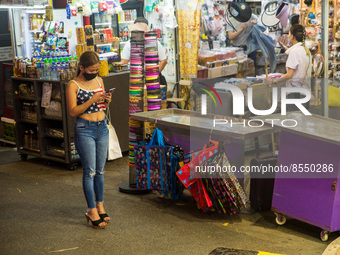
176,141,219,212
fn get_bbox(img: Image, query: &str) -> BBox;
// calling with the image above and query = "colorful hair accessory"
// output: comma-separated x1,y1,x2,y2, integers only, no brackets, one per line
130,61,143,64
146,85,160,89
145,64,159,68
147,99,162,102
147,105,161,110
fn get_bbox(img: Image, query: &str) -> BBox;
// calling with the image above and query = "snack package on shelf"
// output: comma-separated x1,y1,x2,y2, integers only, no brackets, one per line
76,27,85,44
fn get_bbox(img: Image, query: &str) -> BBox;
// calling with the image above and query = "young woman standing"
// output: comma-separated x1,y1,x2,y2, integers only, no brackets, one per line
66,51,112,229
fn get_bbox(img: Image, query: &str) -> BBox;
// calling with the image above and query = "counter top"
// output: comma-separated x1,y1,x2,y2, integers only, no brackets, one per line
12,71,130,83
253,112,340,145
130,109,275,141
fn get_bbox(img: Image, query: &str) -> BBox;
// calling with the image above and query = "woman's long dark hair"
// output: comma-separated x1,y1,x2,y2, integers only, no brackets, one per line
76,51,100,76
290,24,310,56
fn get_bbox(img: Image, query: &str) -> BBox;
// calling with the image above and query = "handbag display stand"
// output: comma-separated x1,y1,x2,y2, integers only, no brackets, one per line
119,30,154,195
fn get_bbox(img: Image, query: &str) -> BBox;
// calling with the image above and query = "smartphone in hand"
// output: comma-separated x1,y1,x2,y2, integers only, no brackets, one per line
106,88,115,94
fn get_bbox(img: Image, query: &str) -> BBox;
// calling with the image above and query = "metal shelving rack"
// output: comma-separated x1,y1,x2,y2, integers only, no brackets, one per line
11,77,80,170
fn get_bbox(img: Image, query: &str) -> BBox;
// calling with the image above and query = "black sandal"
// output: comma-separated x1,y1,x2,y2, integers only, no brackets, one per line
85,213,106,229
99,213,110,223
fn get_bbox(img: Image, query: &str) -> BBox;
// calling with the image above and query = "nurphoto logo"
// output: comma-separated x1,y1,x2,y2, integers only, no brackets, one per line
198,83,312,128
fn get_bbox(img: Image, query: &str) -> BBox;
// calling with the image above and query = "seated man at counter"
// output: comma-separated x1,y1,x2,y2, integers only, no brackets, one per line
121,17,168,86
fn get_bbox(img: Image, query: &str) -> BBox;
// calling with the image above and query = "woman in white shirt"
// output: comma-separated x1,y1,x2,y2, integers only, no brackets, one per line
265,24,312,110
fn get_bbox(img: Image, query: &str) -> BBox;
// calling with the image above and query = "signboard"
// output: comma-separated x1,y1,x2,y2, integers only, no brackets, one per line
0,47,13,62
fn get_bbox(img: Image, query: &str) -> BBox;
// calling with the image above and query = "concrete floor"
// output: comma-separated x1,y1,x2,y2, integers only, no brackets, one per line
0,145,339,255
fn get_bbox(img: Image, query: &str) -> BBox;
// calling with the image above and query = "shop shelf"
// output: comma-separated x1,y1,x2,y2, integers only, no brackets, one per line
42,155,67,163
20,119,37,125
45,133,64,139
21,146,40,153
96,43,113,46
0,138,16,145
17,148,40,157
96,22,111,26
99,52,118,58
42,115,62,121
18,96,35,101
119,20,134,24
46,145,65,158
45,127,64,139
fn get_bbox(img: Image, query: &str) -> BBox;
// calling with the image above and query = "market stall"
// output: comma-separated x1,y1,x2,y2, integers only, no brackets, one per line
130,108,275,179
3,1,134,167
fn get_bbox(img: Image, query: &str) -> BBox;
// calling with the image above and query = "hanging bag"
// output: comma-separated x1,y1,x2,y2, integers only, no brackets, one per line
134,128,173,191
176,140,219,212
106,108,122,161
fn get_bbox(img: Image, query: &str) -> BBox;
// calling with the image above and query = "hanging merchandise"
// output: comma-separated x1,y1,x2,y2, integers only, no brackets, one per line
177,0,202,79
59,21,65,34
71,6,78,16
306,0,317,26
112,0,122,14
77,3,83,15
176,141,247,214
228,0,251,23
275,2,290,28
83,3,93,16
145,0,155,12
98,1,108,12
128,31,145,167
129,119,143,166
45,5,54,22
90,1,99,13
145,31,161,111
134,128,173,191
107,1,114,15
66,4,71,19
261,1,280,28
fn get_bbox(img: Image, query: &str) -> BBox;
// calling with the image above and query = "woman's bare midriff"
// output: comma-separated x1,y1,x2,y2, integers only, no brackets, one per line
78,111,106,122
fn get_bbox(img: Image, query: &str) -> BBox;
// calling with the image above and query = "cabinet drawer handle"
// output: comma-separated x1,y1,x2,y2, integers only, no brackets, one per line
332,181,337,191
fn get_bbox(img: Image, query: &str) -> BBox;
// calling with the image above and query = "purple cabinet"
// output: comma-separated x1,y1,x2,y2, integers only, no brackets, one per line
273,130,340,241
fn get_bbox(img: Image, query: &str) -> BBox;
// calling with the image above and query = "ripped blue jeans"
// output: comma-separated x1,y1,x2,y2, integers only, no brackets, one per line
74,117,109,209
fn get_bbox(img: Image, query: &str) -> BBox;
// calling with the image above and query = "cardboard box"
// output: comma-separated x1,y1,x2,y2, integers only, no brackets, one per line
161,100,167,109
221,64,238,77
208,67,222,78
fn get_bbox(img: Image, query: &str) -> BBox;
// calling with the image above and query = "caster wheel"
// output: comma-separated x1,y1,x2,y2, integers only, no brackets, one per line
275,213,287,225
320,230,329,242
69,164,77,171
20,154,28,161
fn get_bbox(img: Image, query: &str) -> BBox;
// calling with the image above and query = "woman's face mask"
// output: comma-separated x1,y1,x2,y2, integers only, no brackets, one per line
83,72,98,81
81,63,100,80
